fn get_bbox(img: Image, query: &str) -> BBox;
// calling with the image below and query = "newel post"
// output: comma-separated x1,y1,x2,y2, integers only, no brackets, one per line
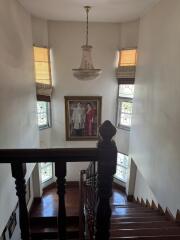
11,163,30,240
55,161,67,240
95,120,117,240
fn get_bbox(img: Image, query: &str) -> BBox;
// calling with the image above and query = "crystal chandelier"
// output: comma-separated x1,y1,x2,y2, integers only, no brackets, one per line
72,6,102,81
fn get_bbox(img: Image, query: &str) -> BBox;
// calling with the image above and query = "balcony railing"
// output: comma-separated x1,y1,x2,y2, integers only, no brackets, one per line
0,120,117,240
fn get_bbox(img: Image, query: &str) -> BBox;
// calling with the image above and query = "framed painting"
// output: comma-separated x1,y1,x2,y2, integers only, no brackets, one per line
65,96,102,140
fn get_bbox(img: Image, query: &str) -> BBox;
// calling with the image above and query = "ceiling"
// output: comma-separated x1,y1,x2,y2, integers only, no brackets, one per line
18,0,160,23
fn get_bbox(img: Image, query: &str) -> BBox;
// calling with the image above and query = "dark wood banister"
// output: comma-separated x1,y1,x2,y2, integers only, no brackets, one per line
0,148,97,163
0,120,117,240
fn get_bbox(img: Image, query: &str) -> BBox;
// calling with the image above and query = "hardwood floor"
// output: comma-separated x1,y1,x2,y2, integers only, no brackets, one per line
30,183,80,218
30,182,127,219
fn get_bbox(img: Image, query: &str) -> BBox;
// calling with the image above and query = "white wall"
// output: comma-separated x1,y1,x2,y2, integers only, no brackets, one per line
0,0,39,235
129,0,180,216
48,21,120,180
31,18,139,181
134,169,158,206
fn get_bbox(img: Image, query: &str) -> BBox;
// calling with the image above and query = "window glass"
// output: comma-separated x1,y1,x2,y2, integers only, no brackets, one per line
40,163,53,183
37,101,50,129
119,84,134,98
115,153,129,182
117,98,133,129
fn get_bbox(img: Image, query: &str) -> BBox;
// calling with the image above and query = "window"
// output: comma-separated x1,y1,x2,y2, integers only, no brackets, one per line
116,48,137,130
33,46,52,130
115,153,129,183
37,101,51,129
33,46,52,85
117,84,134,130
40,163,53,183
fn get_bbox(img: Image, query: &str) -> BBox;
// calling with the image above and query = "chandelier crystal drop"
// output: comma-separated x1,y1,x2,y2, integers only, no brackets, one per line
72,6,102,81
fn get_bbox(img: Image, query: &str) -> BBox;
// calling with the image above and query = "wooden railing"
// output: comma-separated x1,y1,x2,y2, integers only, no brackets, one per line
0,120,117,240
79,120,117,240
80,161,97,239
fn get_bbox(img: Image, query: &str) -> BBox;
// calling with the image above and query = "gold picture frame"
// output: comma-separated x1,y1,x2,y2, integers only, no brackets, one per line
65,96,102,140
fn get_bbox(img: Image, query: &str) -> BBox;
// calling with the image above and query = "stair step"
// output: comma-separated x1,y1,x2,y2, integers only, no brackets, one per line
110,227,180,237
111,221,175,229
110,236,180,240
112,207,158,212
112,211,160,217
112,204,143,208
31,225,79,239
30,216,78,227
111,216,165,222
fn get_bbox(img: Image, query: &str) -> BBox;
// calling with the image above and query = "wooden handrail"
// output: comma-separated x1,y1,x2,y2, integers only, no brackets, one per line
0,148,97,163
0,120,117,240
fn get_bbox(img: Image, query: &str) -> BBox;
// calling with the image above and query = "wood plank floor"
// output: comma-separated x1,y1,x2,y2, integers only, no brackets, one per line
30,182,126,218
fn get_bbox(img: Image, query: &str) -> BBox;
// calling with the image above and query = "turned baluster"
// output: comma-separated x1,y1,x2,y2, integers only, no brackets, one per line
55,161,67,240
11,162,30,240
95,120,117,240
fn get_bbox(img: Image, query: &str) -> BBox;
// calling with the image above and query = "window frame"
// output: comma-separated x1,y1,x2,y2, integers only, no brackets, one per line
37,100,52,130
116,96,133,131
116,47,137,131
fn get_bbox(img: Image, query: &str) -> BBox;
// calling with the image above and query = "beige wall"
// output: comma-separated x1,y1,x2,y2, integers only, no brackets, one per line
129,0,180,216
0,0,39,235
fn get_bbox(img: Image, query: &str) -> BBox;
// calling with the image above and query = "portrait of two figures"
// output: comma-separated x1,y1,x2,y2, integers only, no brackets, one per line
65,96,102,140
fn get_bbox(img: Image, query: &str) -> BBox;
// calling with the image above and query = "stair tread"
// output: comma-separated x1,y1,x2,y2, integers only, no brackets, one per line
31,225,79,233
110,227,180,237
111,216,165,222
112,212,161,217
111,221,175,229
110,236,180,240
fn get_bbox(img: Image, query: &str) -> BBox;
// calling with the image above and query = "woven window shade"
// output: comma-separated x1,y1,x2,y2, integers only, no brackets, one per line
116,49,137,80
119,49,137,67
33,47,52,85
37,95,51,102
33,46,53,99
118,78,135,85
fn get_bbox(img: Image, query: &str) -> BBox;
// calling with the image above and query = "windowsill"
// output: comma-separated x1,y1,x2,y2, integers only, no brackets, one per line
116,125,131,132
39,125,51,130
41,177,53,184
114,176,127,184
113,177,126,189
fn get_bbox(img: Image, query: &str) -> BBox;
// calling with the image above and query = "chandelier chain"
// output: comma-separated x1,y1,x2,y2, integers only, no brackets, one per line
85,6,90,46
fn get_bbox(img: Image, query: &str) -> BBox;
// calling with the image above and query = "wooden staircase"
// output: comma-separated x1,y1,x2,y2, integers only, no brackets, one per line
29,183,80,240
30,215,79,240
110,201,180,239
